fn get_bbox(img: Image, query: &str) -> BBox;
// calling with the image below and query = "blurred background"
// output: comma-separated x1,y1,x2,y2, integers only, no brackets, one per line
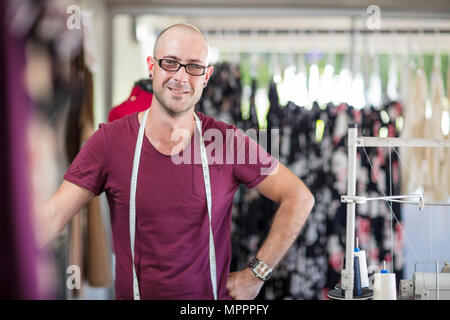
1,0,449,300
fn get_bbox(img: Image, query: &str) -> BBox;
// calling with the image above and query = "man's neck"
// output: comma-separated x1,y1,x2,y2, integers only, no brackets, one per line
148,104,194,139
141,103,196,157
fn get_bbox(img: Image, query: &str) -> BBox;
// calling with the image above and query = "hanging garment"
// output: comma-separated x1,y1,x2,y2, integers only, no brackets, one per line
424,54,447,201
9,0,88,299
399,59,417,195
108,80,153,122
0,0,41,299
412,65,429,190
367,55,382,109
333,67,353,107
447,68,450,198
387,56,399,102
198,62,242,127
350,71,366,109
409,67,430,195
79,66,111,289
87,197,111,286
65,49,111,296
65,50,88,298
82,120,111,288
307,64,320,108
401,65,429,196
294,54,309,107
319,64,335,106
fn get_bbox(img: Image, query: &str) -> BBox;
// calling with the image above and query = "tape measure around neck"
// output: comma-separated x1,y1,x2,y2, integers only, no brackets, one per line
194,112,218,300
129,109,217,300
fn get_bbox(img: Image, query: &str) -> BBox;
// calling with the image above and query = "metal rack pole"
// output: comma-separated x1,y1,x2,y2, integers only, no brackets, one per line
343,123,358,299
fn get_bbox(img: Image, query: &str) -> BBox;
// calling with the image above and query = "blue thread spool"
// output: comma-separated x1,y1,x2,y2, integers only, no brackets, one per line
353,255,363,297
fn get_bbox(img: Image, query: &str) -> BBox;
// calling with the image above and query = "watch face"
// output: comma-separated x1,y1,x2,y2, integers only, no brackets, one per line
252,260,272,280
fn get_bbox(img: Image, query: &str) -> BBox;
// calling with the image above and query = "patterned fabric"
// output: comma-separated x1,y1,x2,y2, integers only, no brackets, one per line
198,62,243,128
198,63,404,300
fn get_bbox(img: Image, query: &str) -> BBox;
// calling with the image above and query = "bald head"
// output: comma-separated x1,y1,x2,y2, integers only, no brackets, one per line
153,23,210,64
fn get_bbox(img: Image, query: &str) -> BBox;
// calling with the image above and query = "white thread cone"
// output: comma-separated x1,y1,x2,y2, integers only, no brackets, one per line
354,250,369,288
373,272,397,300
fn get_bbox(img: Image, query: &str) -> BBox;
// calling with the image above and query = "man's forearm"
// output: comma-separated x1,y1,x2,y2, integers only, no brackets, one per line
255,193,314,269
34,198,61,249
34,180,94,249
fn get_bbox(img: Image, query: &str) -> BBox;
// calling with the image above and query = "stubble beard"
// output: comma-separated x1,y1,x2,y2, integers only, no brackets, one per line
153,86,201,118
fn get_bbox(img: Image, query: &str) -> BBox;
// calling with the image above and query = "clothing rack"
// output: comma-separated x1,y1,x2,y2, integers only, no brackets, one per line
110,5,450,20
200,26,450,55
202,29,450,36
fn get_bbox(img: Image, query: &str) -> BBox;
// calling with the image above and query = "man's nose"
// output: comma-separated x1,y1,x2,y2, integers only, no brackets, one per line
172,65,190,82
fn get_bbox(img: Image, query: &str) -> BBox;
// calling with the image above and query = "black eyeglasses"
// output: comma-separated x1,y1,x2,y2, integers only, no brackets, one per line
154,57,208,76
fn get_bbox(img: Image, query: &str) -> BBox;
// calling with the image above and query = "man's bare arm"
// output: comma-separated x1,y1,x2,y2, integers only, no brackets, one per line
35,180,94,249
226,162,314,299
252,162,314,269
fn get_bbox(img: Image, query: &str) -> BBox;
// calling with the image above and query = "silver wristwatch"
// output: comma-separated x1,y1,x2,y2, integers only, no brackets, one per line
248,257,273,281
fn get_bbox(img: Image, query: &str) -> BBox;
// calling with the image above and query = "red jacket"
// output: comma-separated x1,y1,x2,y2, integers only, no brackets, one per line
108,84,153,122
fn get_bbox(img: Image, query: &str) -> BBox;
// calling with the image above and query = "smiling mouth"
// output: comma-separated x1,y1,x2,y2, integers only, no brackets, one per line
168,87,190,95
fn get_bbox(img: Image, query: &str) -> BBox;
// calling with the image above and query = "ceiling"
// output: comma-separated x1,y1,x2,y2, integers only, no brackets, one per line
105,0,450,16
106,0,450,53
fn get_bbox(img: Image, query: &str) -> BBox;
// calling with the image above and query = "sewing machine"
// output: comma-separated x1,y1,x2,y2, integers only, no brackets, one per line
399,262,450,300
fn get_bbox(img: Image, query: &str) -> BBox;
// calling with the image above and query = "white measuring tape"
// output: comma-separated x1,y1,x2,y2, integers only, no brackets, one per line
129,108,217,300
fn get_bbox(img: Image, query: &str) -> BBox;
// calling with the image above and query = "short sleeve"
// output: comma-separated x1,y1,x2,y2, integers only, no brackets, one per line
232,129,279,189
64,124,108,196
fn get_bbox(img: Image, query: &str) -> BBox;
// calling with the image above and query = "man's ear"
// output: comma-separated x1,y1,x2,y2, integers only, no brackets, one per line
204,65,214,84
147,56,156,74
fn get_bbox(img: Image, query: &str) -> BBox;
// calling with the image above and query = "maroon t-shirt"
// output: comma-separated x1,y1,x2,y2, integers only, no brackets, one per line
64,110,278,299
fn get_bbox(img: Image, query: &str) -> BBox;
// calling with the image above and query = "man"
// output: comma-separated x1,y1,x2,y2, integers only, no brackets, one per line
37,23,314,300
